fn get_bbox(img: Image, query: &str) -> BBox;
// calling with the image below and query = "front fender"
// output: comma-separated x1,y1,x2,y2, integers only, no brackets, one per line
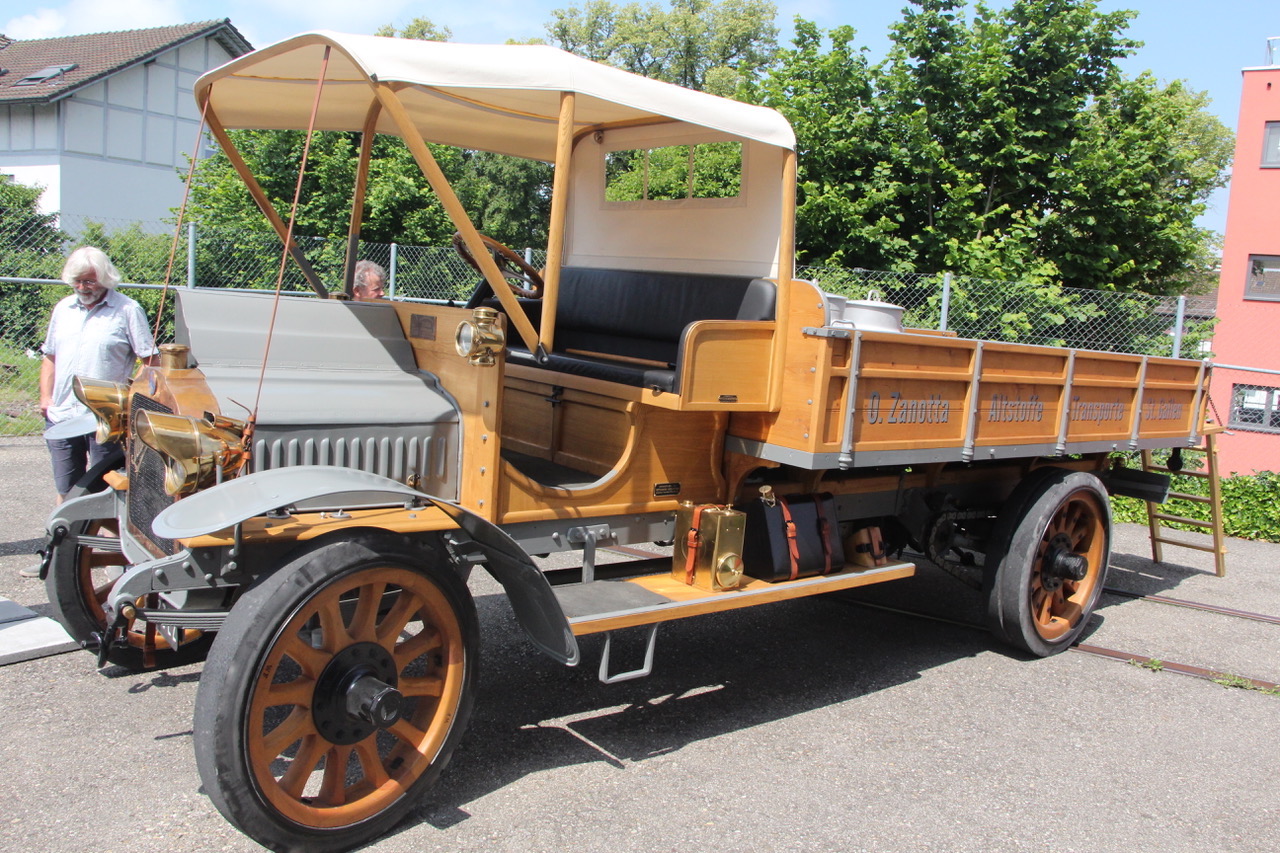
150,467,579,666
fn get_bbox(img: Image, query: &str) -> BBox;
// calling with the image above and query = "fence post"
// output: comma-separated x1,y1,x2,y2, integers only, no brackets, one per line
186,222,196,288
389,242,399,299
1171,295,1186,358
940,272,953,332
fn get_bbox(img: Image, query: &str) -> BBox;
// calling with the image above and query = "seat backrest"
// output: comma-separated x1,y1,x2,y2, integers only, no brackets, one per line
556,268,776,345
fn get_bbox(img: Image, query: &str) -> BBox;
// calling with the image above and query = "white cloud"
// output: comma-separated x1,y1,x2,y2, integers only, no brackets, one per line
4,8,68,39
4,0,186,38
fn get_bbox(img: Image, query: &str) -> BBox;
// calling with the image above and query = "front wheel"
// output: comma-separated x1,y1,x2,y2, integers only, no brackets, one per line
45,454,212,669
984,469,1111,657
194,533,477,853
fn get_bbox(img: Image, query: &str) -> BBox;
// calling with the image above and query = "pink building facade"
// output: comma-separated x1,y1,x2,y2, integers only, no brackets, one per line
1209,40,1280,475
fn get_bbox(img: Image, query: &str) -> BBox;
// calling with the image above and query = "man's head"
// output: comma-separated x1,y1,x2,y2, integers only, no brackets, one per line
61,246,120,306
353,260,388,301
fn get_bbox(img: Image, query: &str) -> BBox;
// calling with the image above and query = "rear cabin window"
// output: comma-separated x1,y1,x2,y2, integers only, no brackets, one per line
605,141,742,203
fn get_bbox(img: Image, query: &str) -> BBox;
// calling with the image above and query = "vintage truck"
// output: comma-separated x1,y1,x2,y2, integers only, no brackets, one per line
42,31,1209,853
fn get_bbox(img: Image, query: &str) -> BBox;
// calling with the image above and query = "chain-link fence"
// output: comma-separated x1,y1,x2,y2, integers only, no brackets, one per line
0,217,1220,436
797,265,1217,358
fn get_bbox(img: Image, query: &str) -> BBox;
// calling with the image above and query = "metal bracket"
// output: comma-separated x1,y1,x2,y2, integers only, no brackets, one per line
802,326,852,339
598,624,660,684
567,524,613,583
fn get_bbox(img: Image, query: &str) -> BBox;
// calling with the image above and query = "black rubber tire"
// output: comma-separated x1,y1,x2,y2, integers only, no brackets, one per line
193,532,478,853
44,449,213,670
984,468,1112,657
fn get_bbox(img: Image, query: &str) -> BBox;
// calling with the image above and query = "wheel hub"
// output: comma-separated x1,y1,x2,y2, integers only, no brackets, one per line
313,642,402,745
1041,532,1089,591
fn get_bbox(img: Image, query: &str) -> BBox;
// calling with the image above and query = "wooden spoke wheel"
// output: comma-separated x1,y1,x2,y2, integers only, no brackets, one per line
984,469,1111,657
194,533,477,853
46,515,212,670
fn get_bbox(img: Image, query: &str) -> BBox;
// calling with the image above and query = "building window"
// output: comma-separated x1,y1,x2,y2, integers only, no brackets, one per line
1230,383,1280,433
1245,255,1280,301
1264,122,1280,166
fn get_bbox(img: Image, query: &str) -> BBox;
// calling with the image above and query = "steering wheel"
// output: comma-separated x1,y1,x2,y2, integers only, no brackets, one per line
451,232,544,300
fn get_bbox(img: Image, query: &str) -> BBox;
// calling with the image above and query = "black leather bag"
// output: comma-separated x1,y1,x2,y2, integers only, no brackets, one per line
741,491,844,582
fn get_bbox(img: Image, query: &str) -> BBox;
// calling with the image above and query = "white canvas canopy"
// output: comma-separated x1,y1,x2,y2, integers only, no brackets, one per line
194,31,795,161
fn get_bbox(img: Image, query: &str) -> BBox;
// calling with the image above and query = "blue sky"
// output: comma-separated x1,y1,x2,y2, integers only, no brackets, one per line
4,0,1276,231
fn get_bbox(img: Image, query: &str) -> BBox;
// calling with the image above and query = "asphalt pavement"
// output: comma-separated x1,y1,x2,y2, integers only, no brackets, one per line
1,434,1277,853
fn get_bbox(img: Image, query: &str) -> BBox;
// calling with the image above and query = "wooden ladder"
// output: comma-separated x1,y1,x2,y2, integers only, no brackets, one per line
1141,429,1227,577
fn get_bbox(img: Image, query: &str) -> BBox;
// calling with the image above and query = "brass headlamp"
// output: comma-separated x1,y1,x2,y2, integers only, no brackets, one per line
454,307,505,366
134,410,248,496
72,377,130,444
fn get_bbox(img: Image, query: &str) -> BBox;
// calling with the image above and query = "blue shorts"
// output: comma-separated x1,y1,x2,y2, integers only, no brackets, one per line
45,422,117,496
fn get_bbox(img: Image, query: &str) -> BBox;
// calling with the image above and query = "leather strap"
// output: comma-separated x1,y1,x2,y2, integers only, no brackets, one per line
814,494,834,575
778,497,802,581
683,505,722,585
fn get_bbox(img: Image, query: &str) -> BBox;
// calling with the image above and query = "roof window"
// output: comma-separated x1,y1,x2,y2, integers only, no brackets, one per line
13,64,77,86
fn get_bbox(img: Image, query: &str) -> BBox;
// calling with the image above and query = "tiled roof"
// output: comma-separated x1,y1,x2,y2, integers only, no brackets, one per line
0,20,252,105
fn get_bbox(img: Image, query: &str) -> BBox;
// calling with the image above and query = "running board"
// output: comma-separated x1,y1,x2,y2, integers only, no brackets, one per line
553,560,916,637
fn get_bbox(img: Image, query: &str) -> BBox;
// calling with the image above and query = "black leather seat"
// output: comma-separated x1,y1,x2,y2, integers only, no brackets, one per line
504,267,776,392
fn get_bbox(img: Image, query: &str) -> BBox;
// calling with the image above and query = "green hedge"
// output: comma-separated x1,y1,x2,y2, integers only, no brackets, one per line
1111,458,1280,543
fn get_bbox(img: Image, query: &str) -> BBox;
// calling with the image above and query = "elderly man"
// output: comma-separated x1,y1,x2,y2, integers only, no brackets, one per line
24,248,157,577
353,259,388,301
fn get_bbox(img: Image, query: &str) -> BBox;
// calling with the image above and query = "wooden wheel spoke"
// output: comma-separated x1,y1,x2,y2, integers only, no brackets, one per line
349,582,387,644
393,627,441,668
275,633,330,679
388,718,428,751
318,745,354,806
399,674,445,699
316,594,353,652
1055,599,1083,625
278,734,326,799
261,706,315,758
1033,588,1055,625
261,676,316,709
353,739,391,788
375,592,420,646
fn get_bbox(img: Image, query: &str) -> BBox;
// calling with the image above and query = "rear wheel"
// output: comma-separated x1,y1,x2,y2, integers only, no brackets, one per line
194,533,477,853
985,469,1111,657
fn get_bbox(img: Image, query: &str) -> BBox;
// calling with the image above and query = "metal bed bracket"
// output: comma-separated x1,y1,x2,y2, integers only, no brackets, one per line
598,624,660,684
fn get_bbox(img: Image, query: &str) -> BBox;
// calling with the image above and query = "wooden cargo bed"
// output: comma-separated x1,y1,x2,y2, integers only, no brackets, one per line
729,290,1209,471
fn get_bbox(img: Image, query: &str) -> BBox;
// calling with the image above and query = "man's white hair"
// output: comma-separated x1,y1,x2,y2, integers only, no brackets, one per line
61,246,122,290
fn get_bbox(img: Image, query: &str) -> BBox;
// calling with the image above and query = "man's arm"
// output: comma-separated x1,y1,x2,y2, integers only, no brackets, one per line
39,355,55,420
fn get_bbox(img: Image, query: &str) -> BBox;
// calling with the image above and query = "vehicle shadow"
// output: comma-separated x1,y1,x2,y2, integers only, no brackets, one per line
1103,551,1216,597
0,536,45,556
394,582,998,838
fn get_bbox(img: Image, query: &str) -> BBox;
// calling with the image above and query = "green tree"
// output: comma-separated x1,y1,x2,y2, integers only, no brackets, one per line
546,0,779,95
0,176,66,349
375,18,452,41
757,0,1232,297
184,15,555,263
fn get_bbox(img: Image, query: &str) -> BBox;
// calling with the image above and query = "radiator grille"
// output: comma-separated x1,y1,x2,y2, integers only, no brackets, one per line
127,394,176,556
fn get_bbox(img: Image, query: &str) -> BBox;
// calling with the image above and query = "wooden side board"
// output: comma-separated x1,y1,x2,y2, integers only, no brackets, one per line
498,404,729,523
731,295,1210,467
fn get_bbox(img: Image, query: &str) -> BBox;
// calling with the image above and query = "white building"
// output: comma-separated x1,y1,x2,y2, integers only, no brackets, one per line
0,20,251,230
